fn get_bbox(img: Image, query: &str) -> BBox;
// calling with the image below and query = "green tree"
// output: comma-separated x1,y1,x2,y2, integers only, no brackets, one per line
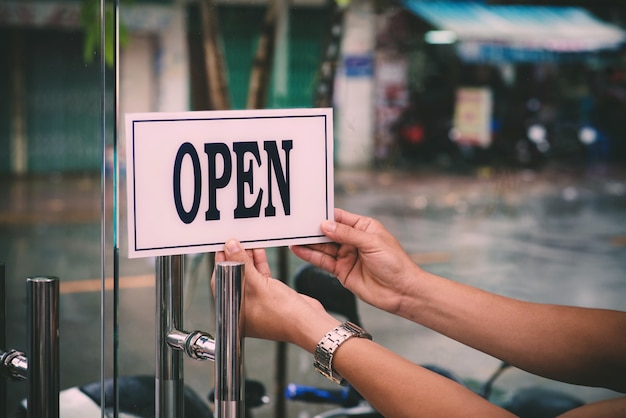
80,0,130,67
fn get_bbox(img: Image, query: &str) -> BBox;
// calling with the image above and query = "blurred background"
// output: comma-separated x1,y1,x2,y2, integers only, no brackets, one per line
1,0,625,416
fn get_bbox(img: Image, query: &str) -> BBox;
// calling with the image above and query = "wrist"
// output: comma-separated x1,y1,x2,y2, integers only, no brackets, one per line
395,264,433,321
290,310,341,353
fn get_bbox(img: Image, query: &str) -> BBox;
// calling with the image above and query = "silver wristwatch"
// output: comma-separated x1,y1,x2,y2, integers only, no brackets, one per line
314,321,372,385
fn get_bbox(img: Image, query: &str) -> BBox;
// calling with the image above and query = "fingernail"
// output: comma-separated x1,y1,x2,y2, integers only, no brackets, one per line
322,220,336,232
225,240,241,254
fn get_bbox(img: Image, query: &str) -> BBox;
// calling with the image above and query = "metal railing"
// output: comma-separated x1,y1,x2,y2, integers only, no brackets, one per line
1,255,245,418
1,265,60,418
158,256,245,418
214,261,245,417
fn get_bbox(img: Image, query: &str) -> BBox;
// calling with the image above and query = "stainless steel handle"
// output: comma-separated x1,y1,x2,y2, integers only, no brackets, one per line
214,261,245,418
1,349,28,381
166,329,216,361
156,255,185,418
27,276,60,418
0,264,5,415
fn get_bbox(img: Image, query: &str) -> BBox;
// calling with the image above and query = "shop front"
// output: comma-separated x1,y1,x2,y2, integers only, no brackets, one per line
374,0,626,166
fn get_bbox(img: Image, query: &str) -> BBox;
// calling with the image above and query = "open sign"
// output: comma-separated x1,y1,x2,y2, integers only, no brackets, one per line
125,108,334,258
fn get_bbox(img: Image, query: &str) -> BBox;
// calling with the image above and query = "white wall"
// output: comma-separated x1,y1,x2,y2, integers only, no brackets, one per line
121,3,190,114
119,3,190,169
334,0,376,169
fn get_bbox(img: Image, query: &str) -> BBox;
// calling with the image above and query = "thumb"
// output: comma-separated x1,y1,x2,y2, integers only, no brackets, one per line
211,241,248,297
223,239,248,264
219,240,255,285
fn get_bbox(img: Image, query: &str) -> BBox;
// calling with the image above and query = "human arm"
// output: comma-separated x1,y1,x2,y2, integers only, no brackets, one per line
291,208,626,393
558,397,626,417
215,239,514,418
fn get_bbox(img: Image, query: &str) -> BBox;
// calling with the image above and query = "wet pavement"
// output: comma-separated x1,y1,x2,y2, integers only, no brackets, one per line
1,163,625,417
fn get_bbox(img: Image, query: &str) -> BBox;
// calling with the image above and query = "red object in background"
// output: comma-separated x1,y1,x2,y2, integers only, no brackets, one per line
401,124,424,144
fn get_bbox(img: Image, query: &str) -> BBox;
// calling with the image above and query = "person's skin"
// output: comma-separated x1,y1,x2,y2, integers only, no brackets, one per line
215,242,513,417
291,208,626,394
215,208,626,416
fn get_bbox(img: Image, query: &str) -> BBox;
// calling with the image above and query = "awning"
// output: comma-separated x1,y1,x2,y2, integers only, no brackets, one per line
401,1,626,62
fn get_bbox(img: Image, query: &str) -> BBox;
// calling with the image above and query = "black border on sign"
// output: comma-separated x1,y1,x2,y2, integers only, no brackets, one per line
129,112,332,254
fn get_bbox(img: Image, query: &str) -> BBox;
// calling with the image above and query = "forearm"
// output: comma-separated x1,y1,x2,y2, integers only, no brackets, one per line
285,308,512,417
558,396,626,417
333,338,514,418
401,269,626,392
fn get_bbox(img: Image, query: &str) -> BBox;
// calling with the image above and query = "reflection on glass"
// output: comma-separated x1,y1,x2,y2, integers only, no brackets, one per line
0,4,112,415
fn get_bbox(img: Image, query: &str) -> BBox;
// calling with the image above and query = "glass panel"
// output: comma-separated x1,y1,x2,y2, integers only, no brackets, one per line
108,1,624,418
115,2,328,416
2,0,625,416
0,9,110,417
24,31,104,172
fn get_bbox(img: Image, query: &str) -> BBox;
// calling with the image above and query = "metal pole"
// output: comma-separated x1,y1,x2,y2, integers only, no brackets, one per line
214,262,245,418
26,276,59,418
274,247,289,418
1,264,6,416
156,255,185,418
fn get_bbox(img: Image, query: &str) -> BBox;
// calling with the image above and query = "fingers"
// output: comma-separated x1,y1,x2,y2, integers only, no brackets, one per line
290,244,340,274
333,207,362,227
220,240,271,279
252,248,271,277
321,213,376,251
223,239,246,259
291,241,340,260
292,208,373,263
221,240,254,275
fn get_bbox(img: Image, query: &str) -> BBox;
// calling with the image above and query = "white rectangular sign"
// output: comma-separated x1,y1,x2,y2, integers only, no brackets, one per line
125,108,334,258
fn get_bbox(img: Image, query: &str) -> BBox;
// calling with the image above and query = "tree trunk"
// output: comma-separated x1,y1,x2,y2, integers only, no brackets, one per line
246,2,278,109
200,0,230,110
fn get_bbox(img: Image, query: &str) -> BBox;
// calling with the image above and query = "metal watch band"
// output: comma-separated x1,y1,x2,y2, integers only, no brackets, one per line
313,321,373,385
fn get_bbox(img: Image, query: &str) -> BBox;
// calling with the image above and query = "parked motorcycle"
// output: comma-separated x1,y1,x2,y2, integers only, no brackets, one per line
14,375,213,418
285,264,585,418
14,370,269,418
512,122,551,166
